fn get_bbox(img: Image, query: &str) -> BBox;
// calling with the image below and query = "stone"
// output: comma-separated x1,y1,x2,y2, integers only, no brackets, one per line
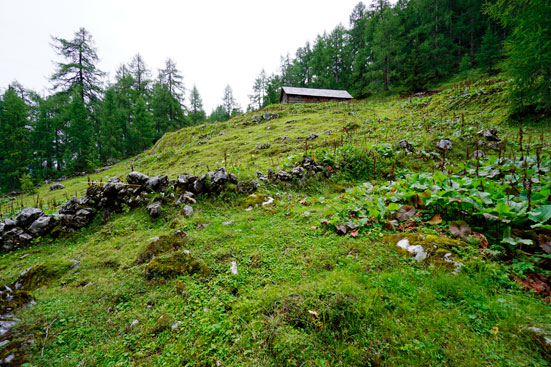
126,171,150,186
262,113,271,121
193,174,208,194
0,229,33,252
231,261,238,275
307,133,318,140
15,207,44,229
384,233,467,273
148,201,162,218
472,150,486,159
4,219,15,230
171,321,182,331
436,138,453,150
49,183,65,191
209,167,229,186
28,216,57,237
325,130,332,135
281,136,291,143
144,175,169,192
276,170,292,181
290,167,305,177
176,174,198,191
176,192,196,205
253,115,261,123
478,128,500,142
222,220,234,226
182,205,194,218
59,197,79,214
256,143,271,150
399,139,414,152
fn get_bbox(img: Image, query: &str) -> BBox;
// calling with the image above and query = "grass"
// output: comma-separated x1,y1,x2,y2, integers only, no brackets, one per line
1,76,551,366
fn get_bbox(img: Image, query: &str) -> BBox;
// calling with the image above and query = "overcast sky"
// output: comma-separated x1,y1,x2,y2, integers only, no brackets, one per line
0,0,373,112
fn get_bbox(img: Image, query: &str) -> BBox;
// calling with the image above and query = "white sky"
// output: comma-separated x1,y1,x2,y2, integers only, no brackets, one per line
0,0,374,112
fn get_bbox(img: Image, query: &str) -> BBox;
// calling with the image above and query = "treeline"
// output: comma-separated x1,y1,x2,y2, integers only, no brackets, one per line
0,28,210,192
248,0,551,117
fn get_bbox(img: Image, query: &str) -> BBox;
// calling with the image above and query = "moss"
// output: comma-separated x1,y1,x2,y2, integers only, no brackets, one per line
0,341,28,365
144,252,209,279
383,233,468,269
243,193,266,208
0,290,33,314
13,259,73,291
136,230,188,264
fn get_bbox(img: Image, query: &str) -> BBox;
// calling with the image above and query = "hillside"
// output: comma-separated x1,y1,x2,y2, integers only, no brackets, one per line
1,78,551,366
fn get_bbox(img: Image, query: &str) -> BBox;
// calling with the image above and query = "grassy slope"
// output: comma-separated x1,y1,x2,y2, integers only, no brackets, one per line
1,78,550,366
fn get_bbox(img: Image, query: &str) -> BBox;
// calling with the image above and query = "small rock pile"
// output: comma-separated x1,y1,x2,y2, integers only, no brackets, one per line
255,156,332,185
0,168,259,253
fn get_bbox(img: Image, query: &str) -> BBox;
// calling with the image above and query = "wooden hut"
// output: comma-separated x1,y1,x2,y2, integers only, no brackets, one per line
279,87,353,103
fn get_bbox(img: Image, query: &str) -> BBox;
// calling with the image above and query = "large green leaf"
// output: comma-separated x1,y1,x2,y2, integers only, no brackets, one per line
528,205,551,224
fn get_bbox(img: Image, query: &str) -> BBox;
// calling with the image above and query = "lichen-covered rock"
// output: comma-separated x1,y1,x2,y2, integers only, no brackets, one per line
15,207,44,229
237,180,259,194
176,174,198,192
127,171,150,186
137,230,188,264
144,252,209,279
28,215,57,237
383,233,468,273
290,167,305,177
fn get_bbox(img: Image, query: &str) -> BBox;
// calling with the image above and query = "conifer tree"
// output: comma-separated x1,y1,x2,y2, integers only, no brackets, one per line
0,88,30,190
50,27,104,103
65,88,96,171
130,96,153,152
189,85,206,124
476,26,501,73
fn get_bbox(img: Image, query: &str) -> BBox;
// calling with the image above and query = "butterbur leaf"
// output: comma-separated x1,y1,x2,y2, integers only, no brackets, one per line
428,214,442,225
529,205,551,225
397,205,415,222
449,220,471,239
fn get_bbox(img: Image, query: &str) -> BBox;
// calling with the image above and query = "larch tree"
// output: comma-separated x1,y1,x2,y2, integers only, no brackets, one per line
189,85,206,124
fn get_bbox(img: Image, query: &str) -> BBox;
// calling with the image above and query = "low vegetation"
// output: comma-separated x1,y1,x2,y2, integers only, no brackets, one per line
0,77,550,366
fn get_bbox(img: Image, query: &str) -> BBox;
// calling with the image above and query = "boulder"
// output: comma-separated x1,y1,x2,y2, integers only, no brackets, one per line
436,138,453,150
28,216,57,237
148,202,162,218
253,115,262,123
176,174,198,191
1,228,33,252
3,219,15,230
182,205,194,218
49,183,65,191
209,167,229,186
307,133,318,141
15,207,44,229
127,171,150,186
256,143,271,150
262,113,271,121
193,174,208,194
59,197,79,214
144,175,169,192
478,128,500,142
399,139,414,152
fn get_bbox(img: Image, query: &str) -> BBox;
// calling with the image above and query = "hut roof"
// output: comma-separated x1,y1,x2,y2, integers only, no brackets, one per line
281,87,353,99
